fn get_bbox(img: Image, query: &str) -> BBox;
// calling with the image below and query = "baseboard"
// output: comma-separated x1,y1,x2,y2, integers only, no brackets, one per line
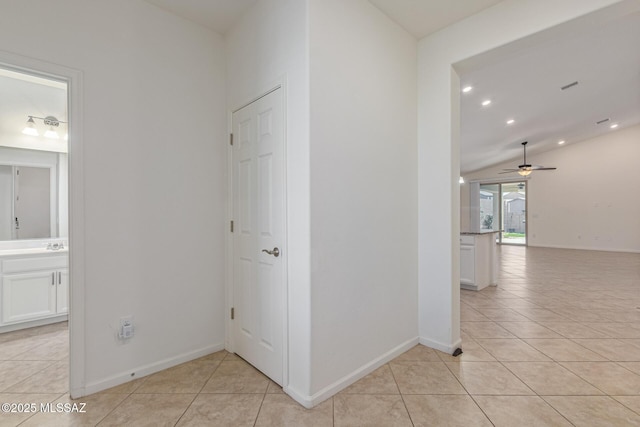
76,343,225,398
527,243,640,254
284,385,315,409
0,315,67,334
419,336,462,355
285,336,419,408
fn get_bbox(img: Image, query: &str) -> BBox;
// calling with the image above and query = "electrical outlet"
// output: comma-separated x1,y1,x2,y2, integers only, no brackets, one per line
119,316,134,340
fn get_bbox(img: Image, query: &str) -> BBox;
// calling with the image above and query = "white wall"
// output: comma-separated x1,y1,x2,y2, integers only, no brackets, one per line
225,0,312,403
461,124,640,253
309,0,418,401
0,0,227,394
418,0,632,353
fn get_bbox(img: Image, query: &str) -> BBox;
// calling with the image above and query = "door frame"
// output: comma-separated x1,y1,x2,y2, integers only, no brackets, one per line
226,80,289,388
0,50,85,397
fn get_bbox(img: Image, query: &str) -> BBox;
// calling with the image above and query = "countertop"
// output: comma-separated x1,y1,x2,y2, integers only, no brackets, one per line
0,247,68,258
461,230,502,235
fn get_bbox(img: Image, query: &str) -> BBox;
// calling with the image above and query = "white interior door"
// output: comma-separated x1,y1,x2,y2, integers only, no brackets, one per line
232,88,285,385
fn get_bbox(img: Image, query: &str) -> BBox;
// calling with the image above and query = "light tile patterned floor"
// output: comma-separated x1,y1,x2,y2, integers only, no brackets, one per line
0,245,639,426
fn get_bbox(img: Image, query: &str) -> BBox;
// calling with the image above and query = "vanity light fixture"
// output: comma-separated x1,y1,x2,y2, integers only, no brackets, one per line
482,99,492,106
506,119,515,125
21,115,67,139
558,140,566,145
462,86,473,93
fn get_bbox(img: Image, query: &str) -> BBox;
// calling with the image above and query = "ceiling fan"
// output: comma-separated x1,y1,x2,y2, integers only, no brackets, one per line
499,141,557,176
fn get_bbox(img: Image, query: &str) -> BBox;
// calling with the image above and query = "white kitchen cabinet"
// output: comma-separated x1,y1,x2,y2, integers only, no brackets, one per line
0,253,68,328
460,244,475,285
460,232,498,291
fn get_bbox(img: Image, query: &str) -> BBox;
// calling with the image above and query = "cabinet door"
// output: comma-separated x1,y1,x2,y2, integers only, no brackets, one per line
460,245,475,285
56,269,69,314
2,271,57,323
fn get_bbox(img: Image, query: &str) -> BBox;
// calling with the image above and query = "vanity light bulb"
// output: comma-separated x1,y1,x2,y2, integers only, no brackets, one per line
44,127,60,139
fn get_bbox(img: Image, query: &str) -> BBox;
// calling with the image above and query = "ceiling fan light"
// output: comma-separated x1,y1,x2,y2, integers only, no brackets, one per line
518,169,532,177
22,117,39,136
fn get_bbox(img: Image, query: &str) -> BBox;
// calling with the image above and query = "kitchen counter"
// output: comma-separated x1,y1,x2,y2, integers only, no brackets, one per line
460,230,501,235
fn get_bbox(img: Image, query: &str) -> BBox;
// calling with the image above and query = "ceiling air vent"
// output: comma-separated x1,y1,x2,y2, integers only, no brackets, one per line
560,81,579,90
596,118,610,125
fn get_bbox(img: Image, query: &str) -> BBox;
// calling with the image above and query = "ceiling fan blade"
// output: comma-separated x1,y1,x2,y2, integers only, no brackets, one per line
498,170,518,174
530,166,557,170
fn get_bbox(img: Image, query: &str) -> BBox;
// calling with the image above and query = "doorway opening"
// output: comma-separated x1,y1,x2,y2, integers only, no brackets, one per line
479,181,527,245
0,53,81,396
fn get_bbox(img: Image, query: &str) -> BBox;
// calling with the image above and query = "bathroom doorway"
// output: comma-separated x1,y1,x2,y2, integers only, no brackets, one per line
0,52,83,397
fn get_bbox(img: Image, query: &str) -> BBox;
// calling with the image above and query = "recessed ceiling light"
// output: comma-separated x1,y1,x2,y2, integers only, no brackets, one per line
506,119,515,125
482,100,492,106
558,140,565,145
462,86,473,93
610,123,619,129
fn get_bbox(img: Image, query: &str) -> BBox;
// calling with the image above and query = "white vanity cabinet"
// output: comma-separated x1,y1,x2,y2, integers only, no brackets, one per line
0,253,68,327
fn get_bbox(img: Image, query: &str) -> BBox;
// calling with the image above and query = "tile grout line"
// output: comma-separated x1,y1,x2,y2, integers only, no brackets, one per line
386,362,416,427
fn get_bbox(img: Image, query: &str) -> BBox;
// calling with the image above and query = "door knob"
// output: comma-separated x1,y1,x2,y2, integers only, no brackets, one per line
262,247,280,257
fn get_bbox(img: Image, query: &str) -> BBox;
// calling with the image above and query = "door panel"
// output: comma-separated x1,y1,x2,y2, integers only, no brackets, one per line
232,88,284,385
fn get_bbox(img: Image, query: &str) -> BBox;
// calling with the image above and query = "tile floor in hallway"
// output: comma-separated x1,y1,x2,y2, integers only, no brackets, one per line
1,245,639,426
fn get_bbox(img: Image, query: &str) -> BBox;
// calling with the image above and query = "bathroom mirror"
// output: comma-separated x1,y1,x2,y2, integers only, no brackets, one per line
0,146,63,241
0,164,55,240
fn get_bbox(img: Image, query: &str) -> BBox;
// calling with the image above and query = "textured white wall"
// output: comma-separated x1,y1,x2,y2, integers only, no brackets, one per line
0,0,227,394
462,124,640,253
309,0,418,401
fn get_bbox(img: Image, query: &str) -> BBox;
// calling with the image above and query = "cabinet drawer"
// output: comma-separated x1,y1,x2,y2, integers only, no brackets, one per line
460,235,475,245
2,256,67,274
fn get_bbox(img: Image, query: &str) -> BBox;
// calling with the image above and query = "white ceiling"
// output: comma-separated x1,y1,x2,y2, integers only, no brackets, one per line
143,0,504,37
458,11,640,173
369,0,504,38
143,0,258,34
